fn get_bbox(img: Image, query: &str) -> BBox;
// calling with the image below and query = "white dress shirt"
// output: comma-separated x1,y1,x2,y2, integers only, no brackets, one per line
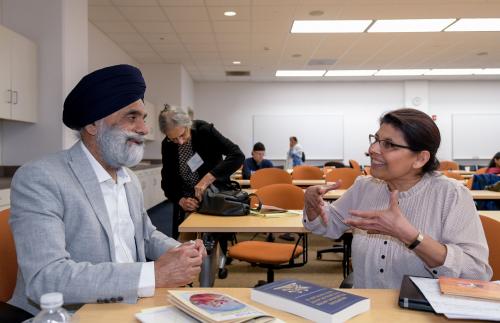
81,142,155,297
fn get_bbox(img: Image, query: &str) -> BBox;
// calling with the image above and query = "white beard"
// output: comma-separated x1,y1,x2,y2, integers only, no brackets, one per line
96,121,145,168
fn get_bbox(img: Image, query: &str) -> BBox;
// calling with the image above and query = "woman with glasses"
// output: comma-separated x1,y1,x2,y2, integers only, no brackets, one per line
159,106,244,239
303,108,491,288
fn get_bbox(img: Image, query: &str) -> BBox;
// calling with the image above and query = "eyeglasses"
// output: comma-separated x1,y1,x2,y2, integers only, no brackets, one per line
166,127,190,144
368,134,413,151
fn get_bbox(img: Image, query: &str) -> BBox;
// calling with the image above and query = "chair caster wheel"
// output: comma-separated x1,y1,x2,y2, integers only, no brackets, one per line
316,253,322,260
218,268,228,279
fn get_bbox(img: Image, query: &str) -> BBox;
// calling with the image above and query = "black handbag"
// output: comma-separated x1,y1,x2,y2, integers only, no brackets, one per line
197,182,261,216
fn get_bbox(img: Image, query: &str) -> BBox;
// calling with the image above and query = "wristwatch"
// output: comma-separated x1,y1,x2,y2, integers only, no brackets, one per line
407,232,424,250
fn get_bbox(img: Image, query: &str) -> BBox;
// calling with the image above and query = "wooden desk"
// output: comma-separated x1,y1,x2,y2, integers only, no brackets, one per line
470,190,500,200
74,288,478,323
479,210,500,222
179,212,307,287
179,212,308,233
322,190,500,201
323,189,348,200
235,179,325,187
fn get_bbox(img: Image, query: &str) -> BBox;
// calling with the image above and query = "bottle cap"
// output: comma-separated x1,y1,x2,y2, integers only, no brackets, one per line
40,292,63,309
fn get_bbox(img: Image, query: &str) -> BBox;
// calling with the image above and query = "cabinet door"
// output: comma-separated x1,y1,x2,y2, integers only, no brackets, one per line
0,26,12,119
144,100,156,141
10,31,37,122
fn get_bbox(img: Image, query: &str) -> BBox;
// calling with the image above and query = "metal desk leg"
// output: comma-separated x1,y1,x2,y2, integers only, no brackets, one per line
199,233,218,287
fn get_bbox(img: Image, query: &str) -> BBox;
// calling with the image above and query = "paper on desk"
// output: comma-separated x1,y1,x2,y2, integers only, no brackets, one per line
250,210,302,218
135,305,199,323
410,277,500,321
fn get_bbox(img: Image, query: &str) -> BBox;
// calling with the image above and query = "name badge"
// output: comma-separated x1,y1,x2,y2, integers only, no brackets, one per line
187,153,203,172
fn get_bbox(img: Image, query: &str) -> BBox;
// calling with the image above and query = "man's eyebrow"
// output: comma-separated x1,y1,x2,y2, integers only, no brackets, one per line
125,109,147,118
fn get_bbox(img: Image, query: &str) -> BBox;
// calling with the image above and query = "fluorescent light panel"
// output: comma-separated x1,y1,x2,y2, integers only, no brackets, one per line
446,18,500,31
275,70,326,77
375,69,429,76
368,19,455,32
291,20,372,33
475,68,500,75
325,70,377,76
424,69,483,75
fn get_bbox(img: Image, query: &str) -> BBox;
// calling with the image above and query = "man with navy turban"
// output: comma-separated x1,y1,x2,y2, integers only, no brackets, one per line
8,65,206,316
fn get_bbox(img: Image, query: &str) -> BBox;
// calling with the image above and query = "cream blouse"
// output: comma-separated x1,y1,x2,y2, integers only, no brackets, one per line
304,172,492,288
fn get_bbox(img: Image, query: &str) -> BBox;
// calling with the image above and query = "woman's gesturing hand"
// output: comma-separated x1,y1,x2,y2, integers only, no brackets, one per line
304,181,341,225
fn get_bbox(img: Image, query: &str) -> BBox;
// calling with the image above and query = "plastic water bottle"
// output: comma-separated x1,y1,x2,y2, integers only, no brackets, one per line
32,292,71,323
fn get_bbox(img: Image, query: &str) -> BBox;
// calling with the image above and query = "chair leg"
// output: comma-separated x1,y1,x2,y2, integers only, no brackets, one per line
266,268,274,283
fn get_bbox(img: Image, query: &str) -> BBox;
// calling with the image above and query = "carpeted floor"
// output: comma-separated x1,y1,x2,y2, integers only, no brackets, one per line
148,201,347,289
210,233,347,289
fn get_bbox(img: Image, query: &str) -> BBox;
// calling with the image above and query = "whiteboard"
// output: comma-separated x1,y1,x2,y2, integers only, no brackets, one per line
252,114,343,160
452,114,500,159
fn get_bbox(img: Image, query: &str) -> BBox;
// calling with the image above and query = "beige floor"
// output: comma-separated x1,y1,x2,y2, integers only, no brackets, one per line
203,232,347,289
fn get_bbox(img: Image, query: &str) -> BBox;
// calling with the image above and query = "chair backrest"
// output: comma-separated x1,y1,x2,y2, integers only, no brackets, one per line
291,165,323,180
0,209,17,302
443,171,464,181
348,159,361,172
479,215,500,280
438,160,459,171
250,168,292,189
325,168,361,189
254,183,304,209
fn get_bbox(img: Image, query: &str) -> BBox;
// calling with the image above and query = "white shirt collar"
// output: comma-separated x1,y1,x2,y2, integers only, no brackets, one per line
80,141,130,184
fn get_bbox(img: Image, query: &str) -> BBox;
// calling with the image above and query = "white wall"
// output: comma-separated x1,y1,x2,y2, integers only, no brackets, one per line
88,22,137,72
180,65,194,112
194,81,500,166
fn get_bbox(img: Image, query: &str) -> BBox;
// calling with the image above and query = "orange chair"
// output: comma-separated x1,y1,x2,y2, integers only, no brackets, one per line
480,215,500,280
443,171,464,181
0,209,33,322
325,168,361,189
250,168,292,189
349,159,361,173
229,184,307,284
291,165,323,180
438,160,459,171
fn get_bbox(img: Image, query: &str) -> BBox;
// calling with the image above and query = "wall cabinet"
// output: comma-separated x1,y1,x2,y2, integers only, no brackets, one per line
144,100,156,141
0,25,37,123
135,167,165,210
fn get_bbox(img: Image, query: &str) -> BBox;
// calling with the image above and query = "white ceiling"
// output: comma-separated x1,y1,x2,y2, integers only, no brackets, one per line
89,0,500,81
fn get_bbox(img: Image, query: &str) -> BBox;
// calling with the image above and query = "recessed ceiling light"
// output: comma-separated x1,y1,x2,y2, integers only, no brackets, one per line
368,19,455,32
224,11,237,17
325,70,377,76
474,68,500,75
445,18,500,31
232,61,241,65
375,69,429,76
291,20,372,33
275,70,326,77
424,69,483,75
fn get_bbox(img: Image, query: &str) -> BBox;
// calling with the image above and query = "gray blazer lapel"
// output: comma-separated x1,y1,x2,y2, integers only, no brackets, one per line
67,143,117,262
124,178,146,262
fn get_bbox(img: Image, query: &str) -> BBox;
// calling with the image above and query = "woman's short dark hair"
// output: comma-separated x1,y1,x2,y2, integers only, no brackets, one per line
380,108,441,174
488,152,500,168
253,142,265,151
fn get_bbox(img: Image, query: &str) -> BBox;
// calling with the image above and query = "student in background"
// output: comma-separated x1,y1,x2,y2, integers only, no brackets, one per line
486,152,500,174
242,142,274,179
284,136,304,170
303,108,491,288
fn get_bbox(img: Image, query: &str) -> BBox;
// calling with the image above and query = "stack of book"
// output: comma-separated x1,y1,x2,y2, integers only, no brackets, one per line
251,279,370,323
408,276,500,321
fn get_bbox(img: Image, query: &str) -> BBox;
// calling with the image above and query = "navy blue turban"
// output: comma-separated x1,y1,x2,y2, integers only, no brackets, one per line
63,64,146,130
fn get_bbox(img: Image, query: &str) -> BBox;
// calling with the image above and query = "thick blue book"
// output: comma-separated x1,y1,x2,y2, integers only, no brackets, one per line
251,279,370,323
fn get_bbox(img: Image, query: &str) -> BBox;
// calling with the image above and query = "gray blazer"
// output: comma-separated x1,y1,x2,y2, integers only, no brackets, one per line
8,143,179,315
